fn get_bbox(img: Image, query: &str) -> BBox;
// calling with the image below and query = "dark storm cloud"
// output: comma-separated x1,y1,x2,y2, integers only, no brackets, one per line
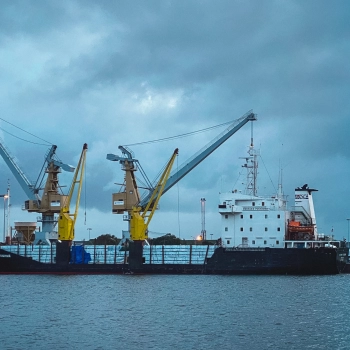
1,0,350,237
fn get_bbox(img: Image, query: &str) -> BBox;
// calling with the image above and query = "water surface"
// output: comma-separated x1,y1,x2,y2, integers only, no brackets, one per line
1,274,349,349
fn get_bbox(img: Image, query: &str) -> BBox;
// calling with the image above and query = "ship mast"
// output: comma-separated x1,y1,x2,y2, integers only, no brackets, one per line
242,121,259,196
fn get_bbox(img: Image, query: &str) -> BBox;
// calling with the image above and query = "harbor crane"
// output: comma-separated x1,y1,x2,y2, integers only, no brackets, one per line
107,110,256,214
107,111,257,269
0,141,74,244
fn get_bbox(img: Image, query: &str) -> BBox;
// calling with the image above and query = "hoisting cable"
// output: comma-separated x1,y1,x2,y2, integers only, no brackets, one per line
122,120,233,147
0,117,52,146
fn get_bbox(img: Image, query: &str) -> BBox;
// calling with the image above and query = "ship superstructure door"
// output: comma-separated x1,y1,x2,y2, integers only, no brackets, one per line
242,237,248,247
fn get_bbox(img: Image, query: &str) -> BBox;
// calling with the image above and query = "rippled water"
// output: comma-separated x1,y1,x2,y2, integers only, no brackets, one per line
1,274,350,350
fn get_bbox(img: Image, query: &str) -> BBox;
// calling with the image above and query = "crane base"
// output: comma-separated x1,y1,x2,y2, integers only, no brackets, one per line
128,240,145,270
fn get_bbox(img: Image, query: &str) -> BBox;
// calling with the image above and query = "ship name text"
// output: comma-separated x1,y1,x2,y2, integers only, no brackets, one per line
243,207,268,211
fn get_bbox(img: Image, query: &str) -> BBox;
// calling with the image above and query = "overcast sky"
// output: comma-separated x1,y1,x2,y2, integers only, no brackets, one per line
0,0,349,241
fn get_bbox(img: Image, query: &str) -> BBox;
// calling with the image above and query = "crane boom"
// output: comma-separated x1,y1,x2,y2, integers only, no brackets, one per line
45,145,75,172
58,143,88,241
0,140,38,201
127,149,178,270
130,148,178,241
139,110,257,207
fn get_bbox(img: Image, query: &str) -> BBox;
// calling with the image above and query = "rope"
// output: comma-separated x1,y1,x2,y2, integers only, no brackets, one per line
122,120,233,147
0,118,52,145
259,155,277,193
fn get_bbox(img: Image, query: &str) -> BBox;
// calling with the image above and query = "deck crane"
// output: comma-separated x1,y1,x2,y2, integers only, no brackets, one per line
56,143,87,264
0,141,75,244
107,110,256,269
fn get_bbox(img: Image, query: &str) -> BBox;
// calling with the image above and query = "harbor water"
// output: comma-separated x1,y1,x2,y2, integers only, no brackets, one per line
1,274,350,350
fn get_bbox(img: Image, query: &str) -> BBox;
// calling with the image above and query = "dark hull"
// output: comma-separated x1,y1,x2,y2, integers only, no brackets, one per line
206,247,348,275
0,246,347,275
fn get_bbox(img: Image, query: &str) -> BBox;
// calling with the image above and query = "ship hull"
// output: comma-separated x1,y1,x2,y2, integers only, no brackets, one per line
205,247,348,275
0,246,347,275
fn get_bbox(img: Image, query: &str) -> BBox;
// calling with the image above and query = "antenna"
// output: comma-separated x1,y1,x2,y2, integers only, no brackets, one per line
201,198,206,240
251,119,254,147
6,179,10,242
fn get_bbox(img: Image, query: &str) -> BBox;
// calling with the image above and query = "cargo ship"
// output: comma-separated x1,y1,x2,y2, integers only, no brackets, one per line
0,181,347,274
0,113,347,274
0,149,348,275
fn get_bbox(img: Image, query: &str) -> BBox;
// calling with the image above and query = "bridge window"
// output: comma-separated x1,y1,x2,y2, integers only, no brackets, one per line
225,227,228,232
252,202,255,206
265,214,268,219
264,240,267,244
225,215,228,219
252,240,255,244
250,215,253,219
240,215,243,219
240,227,244,232
276,240,279,244
227,240,230,244
277,227,281,231
265,227,268,231
262,202,265,206
277,214,281,219
250,227,252,232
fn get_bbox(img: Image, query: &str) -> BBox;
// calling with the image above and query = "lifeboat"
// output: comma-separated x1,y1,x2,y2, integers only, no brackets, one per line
287,221,314,240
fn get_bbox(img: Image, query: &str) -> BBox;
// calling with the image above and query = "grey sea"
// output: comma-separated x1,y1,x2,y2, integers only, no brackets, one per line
1,274,349,350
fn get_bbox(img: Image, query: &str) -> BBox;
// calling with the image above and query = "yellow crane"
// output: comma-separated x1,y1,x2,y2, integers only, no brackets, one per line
120,148,178,270
58,143,88,242
129,148,178,242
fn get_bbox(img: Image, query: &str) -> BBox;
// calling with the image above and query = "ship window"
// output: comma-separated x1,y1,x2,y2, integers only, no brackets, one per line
264,240,267,244
250,215,253,219
265,214,268,219
240,215,243,219
277,227,281,232
252,202,255,206
277,214,281,219
265,227,268,231
227,240,230,244
225,215,228,219
252,240,255,244
250,227,252,232
240,227,244,232
262,202,265,206
225,227,228,232
276,240,279,244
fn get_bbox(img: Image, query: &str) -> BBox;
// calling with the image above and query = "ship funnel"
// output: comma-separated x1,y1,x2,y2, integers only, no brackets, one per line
294,185,318,235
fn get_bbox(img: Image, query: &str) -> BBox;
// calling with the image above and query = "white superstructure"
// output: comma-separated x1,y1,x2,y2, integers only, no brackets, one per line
218,190,288,248
218,142,329,249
